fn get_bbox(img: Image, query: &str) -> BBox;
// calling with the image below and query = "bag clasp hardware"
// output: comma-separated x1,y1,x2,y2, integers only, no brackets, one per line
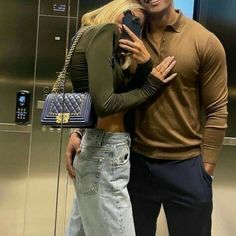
56,113,70,124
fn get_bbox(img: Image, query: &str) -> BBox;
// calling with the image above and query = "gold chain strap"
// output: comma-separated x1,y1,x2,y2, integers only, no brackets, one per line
52,26,93,93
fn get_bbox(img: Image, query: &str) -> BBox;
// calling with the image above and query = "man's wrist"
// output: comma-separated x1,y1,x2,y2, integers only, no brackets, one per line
69,129,84,139
202,161,216,165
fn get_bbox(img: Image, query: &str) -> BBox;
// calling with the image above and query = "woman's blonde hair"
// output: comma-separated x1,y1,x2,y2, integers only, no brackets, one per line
81,0,145,26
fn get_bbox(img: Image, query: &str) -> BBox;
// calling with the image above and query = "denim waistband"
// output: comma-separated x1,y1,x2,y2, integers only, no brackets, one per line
82,128,131,147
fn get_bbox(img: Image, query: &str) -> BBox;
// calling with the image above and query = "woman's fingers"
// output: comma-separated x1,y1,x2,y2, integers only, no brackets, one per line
163,73,178,83
155,56,174,73
122,24,140,42
119,41,137,53
119,34,150,64
155,56,176,76
161,60,176,78
118,25,140,53
119,37,142,55
151,56,177,82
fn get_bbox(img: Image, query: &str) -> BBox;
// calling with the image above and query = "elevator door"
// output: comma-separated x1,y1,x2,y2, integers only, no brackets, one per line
198,1,236,235
0,0,79,235
0,1,37,235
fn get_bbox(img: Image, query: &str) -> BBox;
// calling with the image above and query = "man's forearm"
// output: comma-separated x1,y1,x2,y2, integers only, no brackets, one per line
201,127,226,164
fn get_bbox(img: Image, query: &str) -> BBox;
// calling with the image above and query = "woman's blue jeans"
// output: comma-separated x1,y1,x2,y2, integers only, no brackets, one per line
70,129,135,236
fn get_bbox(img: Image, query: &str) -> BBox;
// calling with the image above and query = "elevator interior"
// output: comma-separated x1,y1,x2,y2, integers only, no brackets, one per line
0,0,236,236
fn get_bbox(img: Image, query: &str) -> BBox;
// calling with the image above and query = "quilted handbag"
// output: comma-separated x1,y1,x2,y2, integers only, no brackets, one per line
41,26,96,128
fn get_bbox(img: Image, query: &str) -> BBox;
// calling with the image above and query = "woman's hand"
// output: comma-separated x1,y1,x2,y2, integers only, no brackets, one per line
119,24,150,64
151,56,177,83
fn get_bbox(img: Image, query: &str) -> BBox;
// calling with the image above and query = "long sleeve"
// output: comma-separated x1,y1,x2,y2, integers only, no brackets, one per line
125,58,154,90
86,24,165,117
200,33,228,164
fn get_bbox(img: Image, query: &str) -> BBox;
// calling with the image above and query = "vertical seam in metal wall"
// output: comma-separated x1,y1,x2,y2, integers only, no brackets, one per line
23,0,41,235
54,1,72,235
61,0,81,232
76,0,80,30
63,0,73,228
62,1,80,233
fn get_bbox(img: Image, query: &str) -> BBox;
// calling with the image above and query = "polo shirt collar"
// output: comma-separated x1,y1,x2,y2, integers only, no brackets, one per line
145,10,187,34
168,10,186,33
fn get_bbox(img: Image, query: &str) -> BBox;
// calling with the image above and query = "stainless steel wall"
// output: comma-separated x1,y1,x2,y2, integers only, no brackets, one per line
198,1,236,235
0,1,38,235
0,0,79,235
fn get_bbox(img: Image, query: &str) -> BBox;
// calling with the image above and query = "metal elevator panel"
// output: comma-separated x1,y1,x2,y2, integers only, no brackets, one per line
40,0,78,17
0,132,30,236
199,0,236,137
24,13,75,236
208,146,236,236
0,0,37,123
0,0,38,236
198,1,236,236
0,0,79,235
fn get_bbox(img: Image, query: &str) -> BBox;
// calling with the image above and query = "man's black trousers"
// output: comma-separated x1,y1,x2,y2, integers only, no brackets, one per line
128,152,213,236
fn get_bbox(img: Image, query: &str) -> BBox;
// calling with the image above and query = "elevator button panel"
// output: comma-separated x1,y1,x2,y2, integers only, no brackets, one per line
15,90,31,124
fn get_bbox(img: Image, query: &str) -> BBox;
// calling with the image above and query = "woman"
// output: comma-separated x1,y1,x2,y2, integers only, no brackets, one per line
66,0,177,235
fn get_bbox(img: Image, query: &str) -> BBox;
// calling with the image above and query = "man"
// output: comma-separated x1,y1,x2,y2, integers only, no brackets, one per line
124,0,228,235
66,0,228,235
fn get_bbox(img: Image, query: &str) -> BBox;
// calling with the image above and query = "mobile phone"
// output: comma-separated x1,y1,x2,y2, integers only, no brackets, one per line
121,10,142,40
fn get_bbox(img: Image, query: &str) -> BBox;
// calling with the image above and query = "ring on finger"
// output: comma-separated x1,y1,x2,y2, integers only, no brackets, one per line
156,68,163,74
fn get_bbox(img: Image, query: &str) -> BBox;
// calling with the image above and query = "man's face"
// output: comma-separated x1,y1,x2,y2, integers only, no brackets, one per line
138,0,173,15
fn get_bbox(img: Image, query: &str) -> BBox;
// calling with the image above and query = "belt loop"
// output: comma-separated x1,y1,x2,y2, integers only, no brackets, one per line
101,130,105,146
95,129,105,146
128,137,131,147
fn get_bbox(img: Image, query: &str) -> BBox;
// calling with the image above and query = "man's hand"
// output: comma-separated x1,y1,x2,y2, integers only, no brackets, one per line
65,133,81,178
203,162,215,177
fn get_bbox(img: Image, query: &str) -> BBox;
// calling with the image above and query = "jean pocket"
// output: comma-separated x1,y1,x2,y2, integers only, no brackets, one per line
113,144,130,166
111,144,130,185
76,147,108,195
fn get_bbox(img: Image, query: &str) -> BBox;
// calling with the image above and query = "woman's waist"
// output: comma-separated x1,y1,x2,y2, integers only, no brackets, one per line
96,112,126,132
82,128,131,147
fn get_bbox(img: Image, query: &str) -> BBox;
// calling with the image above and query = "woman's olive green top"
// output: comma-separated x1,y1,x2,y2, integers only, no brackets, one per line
70,23,164,117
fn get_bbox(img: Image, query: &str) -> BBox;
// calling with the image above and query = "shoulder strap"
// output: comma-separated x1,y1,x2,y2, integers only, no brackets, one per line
52,26,92,93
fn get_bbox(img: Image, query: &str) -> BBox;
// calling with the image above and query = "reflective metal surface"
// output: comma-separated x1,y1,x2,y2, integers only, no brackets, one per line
198,4,236,234
0,1,37,123
223,137,236,146
0,1,37,236
0,132,30,236
0,0,78,235
24,0,78,235
199,0,236,137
